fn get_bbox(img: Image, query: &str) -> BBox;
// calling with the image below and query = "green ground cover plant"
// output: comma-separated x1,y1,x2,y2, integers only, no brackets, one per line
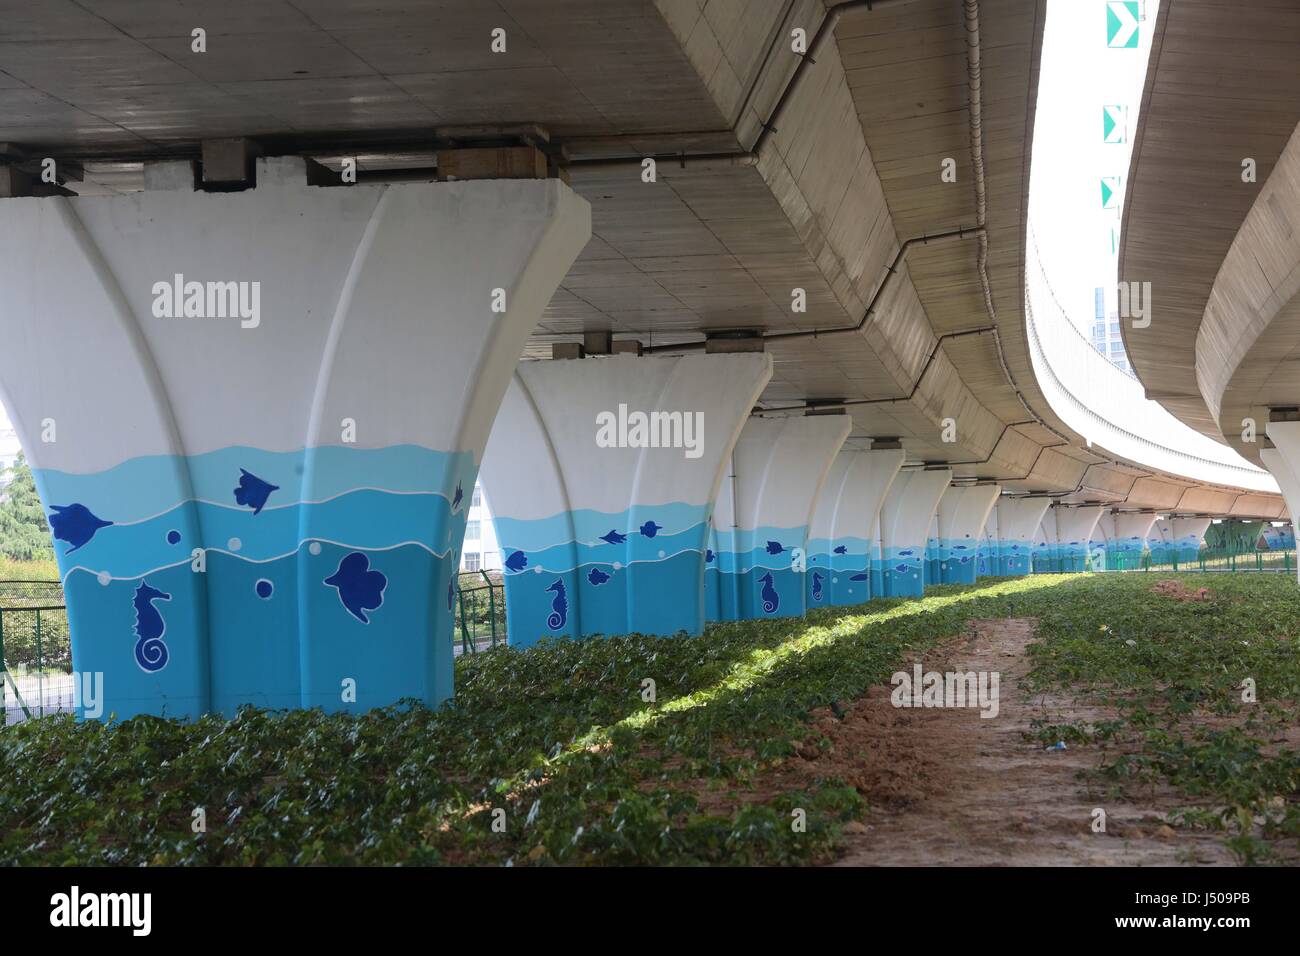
1,573,1296,865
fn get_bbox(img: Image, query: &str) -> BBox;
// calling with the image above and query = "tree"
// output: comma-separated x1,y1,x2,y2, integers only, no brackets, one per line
0,452,54,561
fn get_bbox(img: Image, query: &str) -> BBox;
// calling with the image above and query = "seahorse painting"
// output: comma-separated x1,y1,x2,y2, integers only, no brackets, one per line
132,580,171,673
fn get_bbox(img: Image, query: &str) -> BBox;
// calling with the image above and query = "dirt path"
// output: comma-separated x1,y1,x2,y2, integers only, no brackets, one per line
814,618,1235,866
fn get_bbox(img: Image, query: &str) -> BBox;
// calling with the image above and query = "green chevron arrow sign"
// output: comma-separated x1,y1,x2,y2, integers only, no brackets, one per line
1106,1,1140,48
1103,105,1128,143
1101,176,1122,209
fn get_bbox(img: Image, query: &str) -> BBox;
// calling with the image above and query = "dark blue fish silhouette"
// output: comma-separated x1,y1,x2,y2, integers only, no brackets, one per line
600,530,627,545
959,555,970,564
48,503,112,553
234,468,279,515
953,544,968,551
833,545,848,555
759,572,780,614
811,571,824,602
452,481,463,512
894,563,910,574
505,550,528,572
587,567,610,587
639,521,662,538
324,552,387,624
850,572,869,581
898,549,914,557
545,579,568,630
706,548,715,564
132,581,171,673
765,541,786,555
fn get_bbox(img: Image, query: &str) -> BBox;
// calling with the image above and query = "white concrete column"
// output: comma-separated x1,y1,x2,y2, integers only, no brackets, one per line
1169,517,1211,564
879,469,953,597
805,448,904,607
994,497,1050,576
1109,512,1158,570
0,158,590,717
935,484,1000,584
479,353,772,645
706,415,850,621
1051,505,1104,571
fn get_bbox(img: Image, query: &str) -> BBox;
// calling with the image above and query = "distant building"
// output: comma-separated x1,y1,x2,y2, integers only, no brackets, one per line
459,482,501,572
1090,286,1131,374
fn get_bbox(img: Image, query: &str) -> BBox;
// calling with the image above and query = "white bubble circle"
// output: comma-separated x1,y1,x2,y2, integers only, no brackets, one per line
612,561,622,570
97,571,111,586
227,537,242,552
308,542,322,555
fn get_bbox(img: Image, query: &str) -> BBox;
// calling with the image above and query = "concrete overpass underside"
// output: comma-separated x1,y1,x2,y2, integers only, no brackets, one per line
0,0,1288,718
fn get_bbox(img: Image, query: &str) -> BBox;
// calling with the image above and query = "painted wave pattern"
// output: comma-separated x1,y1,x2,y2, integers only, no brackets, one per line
879,543,928,597
706,525,809,621
34,445,475,719
995,539,1034,576
934,536,982,584
495,504,711,646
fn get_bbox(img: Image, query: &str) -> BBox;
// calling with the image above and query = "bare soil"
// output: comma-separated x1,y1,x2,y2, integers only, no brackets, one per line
792,617,1236,866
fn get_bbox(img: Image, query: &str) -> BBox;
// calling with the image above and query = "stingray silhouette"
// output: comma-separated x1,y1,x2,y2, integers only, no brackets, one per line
234,468,279,515
600,530,627,545
48,503,112,554
324,552,387,624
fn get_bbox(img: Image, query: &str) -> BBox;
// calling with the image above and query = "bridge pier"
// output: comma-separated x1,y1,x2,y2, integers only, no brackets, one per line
878,469,952,597
479,352,771,646
706,416,850,621
936,485,1001,584
993,497,1050,576
805,448,905,607
0,157,590,718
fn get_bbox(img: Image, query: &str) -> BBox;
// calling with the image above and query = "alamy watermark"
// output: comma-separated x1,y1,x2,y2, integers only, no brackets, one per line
890,663,1000,718
151,273,261,328
595,404,703,459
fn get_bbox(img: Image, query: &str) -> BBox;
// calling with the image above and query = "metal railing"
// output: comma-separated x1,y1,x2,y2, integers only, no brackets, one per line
454,570,507,655
0,580,71,723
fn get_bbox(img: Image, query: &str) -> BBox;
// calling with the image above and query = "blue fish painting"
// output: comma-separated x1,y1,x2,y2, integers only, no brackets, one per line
324,552,388,624
545,579,568,630
811,570,824,602
850,572,869,581
894,563,911,574
765,541,786,555
759,572,780,614
234,468,279,515
833,545,848,555
953,544,968,551
898,549,914,557
600,530,627,545
587,567,610,587
132,581,171,673
452,481,463,512
960,555,970,563
639,521,662,538
48,503,112,554
705,548,715,564
505,550,528,572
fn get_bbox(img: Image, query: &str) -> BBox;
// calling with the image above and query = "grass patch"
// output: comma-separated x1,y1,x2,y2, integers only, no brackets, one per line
1,572,1297,865
1021,573,1300,864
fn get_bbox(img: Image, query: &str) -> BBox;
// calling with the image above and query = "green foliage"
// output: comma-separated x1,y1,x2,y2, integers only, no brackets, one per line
1022,573,1300,863
0,453,54,562
1,573,1297,865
